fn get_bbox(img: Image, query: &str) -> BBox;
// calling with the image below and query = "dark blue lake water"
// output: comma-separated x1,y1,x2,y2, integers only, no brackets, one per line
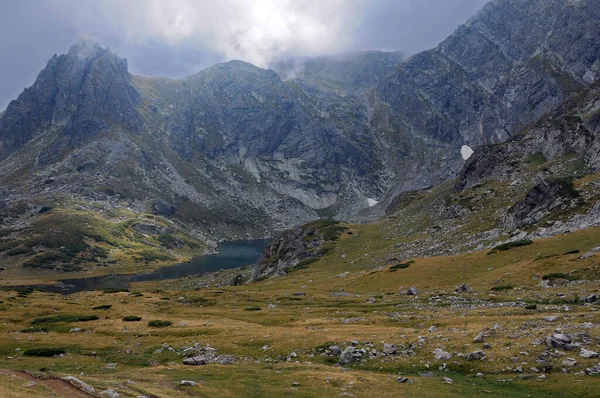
33,239,270,294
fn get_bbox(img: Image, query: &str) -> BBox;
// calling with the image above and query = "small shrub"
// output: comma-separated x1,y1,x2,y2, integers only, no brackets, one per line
389,262,411,270
123,316,142,322
491,285,514,292
148,320,172,328
488,240,533,255
187,297,216,306
244,307,261,311
100,287,129,293
6,246,33,256
23,348,66,357
525,304,537,310
92,305,112,310
563,249,580,255
542,273,578,281
31,314,99,325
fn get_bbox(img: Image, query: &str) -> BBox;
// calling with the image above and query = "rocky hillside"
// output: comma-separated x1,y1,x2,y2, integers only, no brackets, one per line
0,0,600,274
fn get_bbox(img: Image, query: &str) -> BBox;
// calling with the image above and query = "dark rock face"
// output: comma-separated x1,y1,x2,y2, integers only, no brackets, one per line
152,200,176,216
504,178,579,229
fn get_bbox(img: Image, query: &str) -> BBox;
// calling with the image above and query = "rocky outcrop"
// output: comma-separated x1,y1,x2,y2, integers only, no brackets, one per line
251,220,347,280
503,178,579,229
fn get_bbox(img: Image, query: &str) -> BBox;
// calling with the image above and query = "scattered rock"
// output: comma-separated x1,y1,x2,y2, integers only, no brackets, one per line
183,356,206,366
328,346,342,355
543,316,558,322
442,377,453,384
580,348,599,359
546,333,575,350
406,286,418,296
585,294,598,304
100,389,119,398
396,377,409,383
467,351,486,361
428,326,437,333
580,252,594,260
62,376,96,394
473,332,484,343
69,328,84,333
562,358,577,367
433,348,452,360
383,343,396,355
180,380,196,386
455,284,473,293
340,347,355,364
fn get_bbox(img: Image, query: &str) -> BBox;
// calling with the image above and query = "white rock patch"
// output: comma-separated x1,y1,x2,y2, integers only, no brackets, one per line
461,145,474,160
367,198,379,207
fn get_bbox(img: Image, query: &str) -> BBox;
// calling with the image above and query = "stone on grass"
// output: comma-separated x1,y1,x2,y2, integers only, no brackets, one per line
580,348,599,359
433,348,452,360
183,356,207,366
62,376,95,394
467,351,486,361
180,380,196,386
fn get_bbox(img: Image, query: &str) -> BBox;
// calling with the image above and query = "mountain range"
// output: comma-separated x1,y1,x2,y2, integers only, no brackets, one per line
0,0,599,275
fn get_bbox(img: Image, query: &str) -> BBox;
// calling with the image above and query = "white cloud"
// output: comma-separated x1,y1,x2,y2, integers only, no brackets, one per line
54,0,368,68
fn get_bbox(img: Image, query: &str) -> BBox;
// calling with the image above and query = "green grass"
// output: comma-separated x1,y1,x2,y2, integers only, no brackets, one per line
491,285,514,291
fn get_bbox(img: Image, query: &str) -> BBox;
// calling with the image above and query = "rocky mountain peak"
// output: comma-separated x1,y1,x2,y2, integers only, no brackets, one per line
0,38,141,160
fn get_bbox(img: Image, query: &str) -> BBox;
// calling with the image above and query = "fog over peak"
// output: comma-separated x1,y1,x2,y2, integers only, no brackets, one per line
0,0,488,110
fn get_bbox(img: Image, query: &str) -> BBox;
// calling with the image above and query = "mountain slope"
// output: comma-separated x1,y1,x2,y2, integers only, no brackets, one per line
369,0,600,211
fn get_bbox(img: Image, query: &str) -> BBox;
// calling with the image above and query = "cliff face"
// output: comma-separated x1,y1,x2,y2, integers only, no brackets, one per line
0,0,599,260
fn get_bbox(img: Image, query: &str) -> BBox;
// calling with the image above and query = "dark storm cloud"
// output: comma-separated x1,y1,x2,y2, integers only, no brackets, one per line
0,0,489,110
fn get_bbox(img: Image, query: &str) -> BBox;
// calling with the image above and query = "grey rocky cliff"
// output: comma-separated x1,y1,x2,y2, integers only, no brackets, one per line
367,0,600,218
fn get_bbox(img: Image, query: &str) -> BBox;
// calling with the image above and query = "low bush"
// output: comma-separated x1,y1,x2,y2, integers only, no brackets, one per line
100,287,129,293
148,320,172,327
389,262,411,270
123,316,142,322
488,240,533,255
23,348,66,357
542,273,578,281
244,307,261,311
31,314,99,325
92,305,112,310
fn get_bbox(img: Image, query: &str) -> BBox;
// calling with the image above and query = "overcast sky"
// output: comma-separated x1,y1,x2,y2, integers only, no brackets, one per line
0,0,489,110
